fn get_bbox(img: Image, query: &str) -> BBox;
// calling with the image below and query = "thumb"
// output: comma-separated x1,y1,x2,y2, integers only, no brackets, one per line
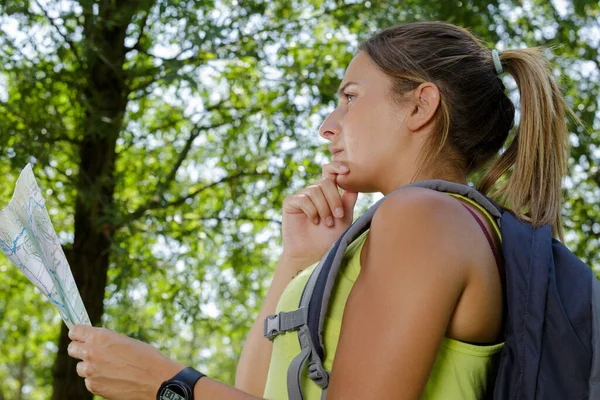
341,190,358,221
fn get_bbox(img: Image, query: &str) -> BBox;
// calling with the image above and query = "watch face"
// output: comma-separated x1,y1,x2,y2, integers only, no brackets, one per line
158,383,188,400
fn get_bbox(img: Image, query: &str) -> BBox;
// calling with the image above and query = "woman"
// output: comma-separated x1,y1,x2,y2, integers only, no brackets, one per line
68,21,570,399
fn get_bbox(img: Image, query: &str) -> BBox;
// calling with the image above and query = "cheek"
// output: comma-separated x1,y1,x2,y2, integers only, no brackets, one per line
342,102,399,166
348,133,394,165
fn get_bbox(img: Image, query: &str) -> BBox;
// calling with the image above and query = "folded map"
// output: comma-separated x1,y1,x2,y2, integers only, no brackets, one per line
0,164,90,328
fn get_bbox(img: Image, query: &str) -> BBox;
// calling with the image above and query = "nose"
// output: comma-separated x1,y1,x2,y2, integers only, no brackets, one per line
319,108,342,141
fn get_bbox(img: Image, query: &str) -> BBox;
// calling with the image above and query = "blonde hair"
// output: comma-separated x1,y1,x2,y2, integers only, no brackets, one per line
479,48,570,240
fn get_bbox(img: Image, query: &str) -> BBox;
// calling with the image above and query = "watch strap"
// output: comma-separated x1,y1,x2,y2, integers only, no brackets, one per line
174,366,205,389
158,366,205,400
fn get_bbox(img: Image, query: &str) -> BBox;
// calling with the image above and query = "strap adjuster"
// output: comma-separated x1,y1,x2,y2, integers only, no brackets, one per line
264,308,308,341
308,359,330,389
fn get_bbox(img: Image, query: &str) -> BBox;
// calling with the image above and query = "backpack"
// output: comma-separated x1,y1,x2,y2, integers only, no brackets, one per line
263,180,600,400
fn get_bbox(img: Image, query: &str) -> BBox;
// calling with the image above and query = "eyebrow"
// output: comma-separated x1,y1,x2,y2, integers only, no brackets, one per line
337,81,360,97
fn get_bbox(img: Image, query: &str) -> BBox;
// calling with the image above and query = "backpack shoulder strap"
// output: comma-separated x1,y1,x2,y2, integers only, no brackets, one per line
284,195,382,400
271,179,501,399
405,179,502,221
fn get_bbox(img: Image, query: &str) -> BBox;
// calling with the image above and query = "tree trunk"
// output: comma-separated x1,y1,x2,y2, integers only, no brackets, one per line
17,349,26,400
51,3,137,398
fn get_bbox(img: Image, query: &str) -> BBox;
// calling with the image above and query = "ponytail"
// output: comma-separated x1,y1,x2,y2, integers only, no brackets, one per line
479,48,571,240
360,23,573,238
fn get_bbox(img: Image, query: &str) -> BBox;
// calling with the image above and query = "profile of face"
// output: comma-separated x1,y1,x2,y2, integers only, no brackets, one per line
318,51,440,194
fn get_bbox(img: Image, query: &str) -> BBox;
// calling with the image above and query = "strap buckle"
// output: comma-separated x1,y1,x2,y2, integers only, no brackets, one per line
264,308,308,341
264,314,281,340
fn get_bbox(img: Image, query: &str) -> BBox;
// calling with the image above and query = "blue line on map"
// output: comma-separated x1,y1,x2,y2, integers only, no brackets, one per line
28,196,45,211
0,194,44,254
47,293,72,324
49,269,83,324
0,195,46,255
47,293,66,309
24,196,45,213
2,190,82,326
18,195,46,225
0,227,26,255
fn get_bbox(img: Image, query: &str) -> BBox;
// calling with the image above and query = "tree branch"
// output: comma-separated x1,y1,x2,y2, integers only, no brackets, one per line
45,135,82,146
32,0,82,64
128,81,158,101
123,214,281,239
117,171,274,228
155,128,202,195
127,2,362,93
212,1,362,51
0,99,79,147
196,214,281,225
147,99,258,196
140,107,187,134
159,103,264,190
126,44,199,80
125,11,150,53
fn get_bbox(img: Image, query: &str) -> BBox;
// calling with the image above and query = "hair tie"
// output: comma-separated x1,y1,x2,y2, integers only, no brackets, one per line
492,49,503,75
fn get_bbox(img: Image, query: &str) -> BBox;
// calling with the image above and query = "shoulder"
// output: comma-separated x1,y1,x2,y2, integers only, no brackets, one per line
374,186,465,223
359,186,473,299
368,187,473,266
326,187,474,397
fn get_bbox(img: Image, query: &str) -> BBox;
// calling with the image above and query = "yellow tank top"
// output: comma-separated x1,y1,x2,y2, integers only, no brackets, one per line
263,194,504,399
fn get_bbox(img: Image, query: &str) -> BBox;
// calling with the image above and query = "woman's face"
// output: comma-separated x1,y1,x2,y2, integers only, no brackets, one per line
319,51,427,194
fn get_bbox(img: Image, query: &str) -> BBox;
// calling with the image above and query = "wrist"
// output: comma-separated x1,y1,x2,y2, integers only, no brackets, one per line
157,365,206,400
278,252,315,273
153,359,186,398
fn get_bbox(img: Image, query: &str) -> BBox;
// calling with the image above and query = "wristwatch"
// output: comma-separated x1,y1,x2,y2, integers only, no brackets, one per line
157,366,205,400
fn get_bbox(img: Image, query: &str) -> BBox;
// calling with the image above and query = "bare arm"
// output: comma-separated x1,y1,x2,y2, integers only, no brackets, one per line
234,255,308,396
325,188,469,399
197,377,265,399
197,189,470,399
68,188,469,400
235,161,356,396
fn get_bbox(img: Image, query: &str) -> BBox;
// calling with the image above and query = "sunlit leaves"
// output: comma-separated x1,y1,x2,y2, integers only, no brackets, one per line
0,0,598,398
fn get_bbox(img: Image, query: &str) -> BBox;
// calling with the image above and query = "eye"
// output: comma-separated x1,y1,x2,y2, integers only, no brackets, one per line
343,93,356,103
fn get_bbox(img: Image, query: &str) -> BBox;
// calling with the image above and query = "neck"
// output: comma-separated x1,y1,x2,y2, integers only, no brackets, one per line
379,167,467,196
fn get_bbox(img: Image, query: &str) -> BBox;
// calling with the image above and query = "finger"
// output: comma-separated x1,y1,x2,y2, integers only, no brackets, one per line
69,324,94,342
319,178,345,219
302,185,334,226
285,194,320,224
76,361,93,378
322,162,349,181
68,341,88,360
84,378,100,395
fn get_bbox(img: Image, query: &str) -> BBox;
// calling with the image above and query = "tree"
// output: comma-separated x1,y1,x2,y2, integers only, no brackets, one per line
0,0,597,398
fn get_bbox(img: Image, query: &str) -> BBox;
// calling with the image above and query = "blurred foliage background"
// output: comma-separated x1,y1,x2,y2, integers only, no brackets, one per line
0,0,598,398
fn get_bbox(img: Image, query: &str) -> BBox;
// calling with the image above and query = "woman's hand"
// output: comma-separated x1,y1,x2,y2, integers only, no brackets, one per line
281,161,358,269
67,324,185,400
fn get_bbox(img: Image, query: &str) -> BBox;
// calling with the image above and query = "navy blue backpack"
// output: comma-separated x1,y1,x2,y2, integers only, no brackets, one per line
264,180,600,399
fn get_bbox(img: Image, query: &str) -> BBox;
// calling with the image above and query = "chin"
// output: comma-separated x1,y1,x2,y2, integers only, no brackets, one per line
336,174,376,193
335,174,353,191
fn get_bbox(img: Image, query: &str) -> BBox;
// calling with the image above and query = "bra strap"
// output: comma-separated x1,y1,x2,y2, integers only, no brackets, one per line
461,204,505,286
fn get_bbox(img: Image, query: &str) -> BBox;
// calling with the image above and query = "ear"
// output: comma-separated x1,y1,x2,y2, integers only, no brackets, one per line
406,82,441,132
